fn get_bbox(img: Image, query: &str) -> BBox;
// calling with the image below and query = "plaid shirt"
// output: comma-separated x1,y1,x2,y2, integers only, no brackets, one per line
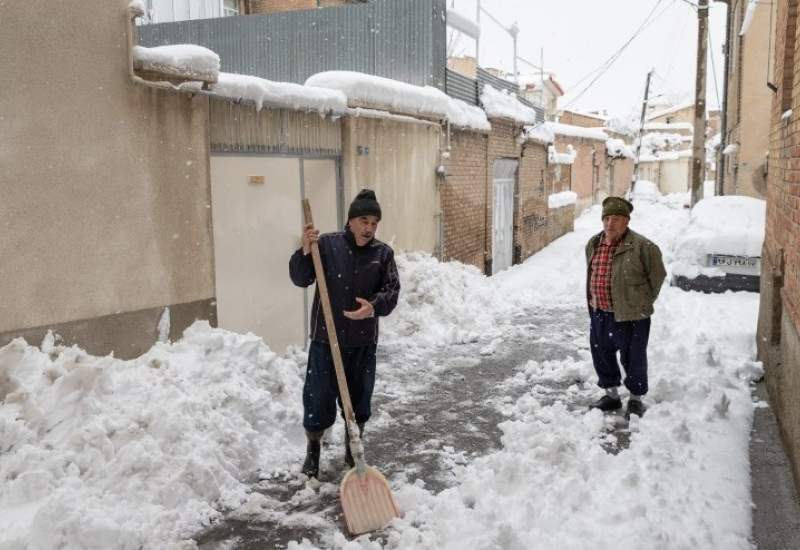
589,237,620,311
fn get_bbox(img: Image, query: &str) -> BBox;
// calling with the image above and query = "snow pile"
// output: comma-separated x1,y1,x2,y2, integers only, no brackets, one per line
548,144,576,165
524,123,555,144
382,253,521,348
306,71,490,131
546,121,608,141
132,44,220,81
480,85,538,125
740,0,759,35
630,180,661,202
211,72,347,114
0,322,305,549
548,190,578,209
671,196,766,279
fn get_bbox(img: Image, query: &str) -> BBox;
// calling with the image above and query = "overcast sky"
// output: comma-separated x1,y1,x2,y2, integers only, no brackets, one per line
447,0,728,120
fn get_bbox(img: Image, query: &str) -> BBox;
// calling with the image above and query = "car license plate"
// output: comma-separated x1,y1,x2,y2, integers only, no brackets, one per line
710,254,759,268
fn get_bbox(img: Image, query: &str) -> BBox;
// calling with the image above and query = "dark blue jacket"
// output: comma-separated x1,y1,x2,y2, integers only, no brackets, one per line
289,228,400,347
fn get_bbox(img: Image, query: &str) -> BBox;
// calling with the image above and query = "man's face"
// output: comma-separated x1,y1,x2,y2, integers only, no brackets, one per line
602,214,629,242
349,215,379,246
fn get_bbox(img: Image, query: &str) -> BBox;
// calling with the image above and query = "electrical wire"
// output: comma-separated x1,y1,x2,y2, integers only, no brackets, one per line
562,0,673,110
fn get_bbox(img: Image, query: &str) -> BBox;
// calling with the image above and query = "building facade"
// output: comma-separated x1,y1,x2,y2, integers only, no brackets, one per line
757,0,800,496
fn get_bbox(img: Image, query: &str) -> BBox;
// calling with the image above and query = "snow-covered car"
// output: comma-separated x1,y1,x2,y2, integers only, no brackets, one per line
670,196,765,293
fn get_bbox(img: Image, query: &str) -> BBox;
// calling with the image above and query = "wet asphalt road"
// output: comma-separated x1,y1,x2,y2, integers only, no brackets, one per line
195,306,631,549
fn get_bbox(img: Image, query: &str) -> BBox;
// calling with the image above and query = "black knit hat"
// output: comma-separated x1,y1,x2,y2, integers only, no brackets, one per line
347,189,382,221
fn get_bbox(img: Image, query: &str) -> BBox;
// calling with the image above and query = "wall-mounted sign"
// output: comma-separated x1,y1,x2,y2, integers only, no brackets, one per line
248,175,265,185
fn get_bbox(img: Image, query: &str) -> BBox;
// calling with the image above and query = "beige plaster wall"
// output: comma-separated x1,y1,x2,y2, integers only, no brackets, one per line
731,0,772,198
341,116,441,253
0,0,214,333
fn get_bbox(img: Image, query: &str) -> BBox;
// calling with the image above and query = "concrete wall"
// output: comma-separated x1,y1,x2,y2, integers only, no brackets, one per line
722,0,773,198
660,157,692,194
0,0,215,357
341,116,441,254
608,157,634,197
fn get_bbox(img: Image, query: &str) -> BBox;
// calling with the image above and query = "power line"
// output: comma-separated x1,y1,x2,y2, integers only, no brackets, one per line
562,0,673,110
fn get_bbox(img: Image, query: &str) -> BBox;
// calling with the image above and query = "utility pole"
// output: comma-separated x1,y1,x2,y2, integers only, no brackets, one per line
476,0,481,65
631,69,653,195
691,0,709,206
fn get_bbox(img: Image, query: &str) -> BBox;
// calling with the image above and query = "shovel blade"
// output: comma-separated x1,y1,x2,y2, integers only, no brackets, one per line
340,466,400,535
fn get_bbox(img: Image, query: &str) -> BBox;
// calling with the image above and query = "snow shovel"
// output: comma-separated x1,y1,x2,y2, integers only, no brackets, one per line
301,199,401,535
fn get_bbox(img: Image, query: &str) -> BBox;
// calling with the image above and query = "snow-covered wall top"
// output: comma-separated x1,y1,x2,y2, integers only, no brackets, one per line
132,44,220,80
446,8,480,39
546,121,608,141
211,73,347,114
606,138,635,159
644,122,693,132
306,71,490,132
480,85,538,125
524,123,555,144
548,190,578,209
548,144,576,165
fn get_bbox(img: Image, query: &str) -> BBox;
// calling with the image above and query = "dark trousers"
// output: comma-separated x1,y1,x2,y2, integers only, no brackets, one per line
302,341,377,432
589,309,651,396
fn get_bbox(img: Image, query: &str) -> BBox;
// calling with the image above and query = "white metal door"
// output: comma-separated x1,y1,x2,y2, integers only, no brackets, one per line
492,159,518,274
210,155,339,353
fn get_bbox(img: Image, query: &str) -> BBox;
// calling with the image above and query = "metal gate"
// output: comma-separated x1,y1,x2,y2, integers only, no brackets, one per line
210,154,341,353
492,159,518,274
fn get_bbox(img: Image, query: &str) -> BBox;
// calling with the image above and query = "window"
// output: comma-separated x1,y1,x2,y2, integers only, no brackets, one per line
223,0,239,17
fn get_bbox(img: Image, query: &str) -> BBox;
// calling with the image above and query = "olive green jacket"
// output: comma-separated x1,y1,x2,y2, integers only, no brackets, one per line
585,229,667,322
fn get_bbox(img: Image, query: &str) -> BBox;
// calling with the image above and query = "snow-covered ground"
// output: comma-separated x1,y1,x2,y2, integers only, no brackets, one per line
0,194,761,549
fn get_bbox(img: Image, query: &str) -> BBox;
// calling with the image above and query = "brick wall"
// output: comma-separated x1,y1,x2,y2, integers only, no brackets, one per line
518,142,550,257
555,135,606,211
247,0,349,14
559,110,605,128
757,0,800,496
441,129,489,269
608,157,634,197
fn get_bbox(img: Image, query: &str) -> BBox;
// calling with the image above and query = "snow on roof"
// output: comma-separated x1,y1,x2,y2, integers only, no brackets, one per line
548,190,578,209
447,8,480,39
128,0,146,13
132,45,220,82
446,98,492,132
306,70,450,119
480,84,538,125
548,144,576,165
644,122,693,132
646,100,695,121
523,123,555,144
210,72,347,114
740,0,759,35
606,138,635,159
305,71,490,132
546,121,608,141
723,143,740,155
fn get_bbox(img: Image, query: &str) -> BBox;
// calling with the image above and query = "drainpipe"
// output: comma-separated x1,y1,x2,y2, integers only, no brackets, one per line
715,0,732,196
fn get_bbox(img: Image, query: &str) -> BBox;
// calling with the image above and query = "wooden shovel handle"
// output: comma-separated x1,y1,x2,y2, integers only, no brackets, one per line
302,199,358,430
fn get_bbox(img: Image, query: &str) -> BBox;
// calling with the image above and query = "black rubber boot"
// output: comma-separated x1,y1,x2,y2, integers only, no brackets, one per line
344,422,365,468
301,430,323,478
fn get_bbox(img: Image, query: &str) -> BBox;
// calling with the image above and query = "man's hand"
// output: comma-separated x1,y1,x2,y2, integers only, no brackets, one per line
343,297,374,320
302,223,320,255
